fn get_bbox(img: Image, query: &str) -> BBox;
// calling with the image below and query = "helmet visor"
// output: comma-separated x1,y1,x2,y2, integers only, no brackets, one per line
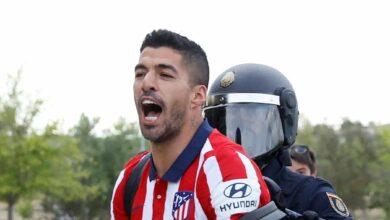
205,103,284,159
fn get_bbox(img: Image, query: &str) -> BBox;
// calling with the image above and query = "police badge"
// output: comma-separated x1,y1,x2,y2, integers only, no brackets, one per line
220,71,235,88
326,192,350,217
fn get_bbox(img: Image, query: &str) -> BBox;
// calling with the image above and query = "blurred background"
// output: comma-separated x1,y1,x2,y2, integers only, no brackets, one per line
1,0,389,219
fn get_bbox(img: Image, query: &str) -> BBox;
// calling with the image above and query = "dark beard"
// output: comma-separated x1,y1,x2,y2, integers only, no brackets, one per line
142,103,185,143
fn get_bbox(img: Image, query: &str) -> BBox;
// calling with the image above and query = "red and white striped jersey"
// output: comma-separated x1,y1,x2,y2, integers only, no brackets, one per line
111,120,271,220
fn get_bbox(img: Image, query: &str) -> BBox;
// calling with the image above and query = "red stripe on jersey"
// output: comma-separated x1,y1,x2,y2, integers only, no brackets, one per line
208,130,248,181
175,155,200,220
178,156,199,191
196,167,217,219
153,177,168,219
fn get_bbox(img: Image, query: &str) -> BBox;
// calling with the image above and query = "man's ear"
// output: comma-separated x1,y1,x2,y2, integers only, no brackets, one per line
191,85,207,108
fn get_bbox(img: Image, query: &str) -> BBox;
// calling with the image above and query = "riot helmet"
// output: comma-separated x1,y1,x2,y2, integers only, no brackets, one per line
204,63,299,164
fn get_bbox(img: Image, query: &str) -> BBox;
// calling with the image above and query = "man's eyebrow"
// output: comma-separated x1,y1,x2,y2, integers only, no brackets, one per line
134,64,147,71
134,63,178,73
157,64,178,73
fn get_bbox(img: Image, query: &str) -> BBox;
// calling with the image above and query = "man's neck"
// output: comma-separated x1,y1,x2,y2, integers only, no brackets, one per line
151,117,203,177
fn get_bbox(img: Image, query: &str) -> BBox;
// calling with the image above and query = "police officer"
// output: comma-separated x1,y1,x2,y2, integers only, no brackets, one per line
204,63,353,220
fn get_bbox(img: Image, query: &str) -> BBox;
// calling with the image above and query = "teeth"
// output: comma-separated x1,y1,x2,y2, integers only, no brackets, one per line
145,116,158,121
142,100,156,105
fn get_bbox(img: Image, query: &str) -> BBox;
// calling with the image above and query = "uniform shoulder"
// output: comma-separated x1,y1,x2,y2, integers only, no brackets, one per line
283,168,334,190
290,173,336,195
309,182,351,219
306,176,337,193
275,167,336,199
277,167,313,193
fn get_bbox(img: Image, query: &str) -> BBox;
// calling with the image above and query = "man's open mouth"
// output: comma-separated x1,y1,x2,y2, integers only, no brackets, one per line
142,99,162,121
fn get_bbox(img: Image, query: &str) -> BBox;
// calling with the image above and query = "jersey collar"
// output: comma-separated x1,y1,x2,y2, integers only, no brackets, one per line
149,119,213,182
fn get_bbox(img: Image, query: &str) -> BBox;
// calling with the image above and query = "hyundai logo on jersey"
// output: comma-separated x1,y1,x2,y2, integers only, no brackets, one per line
172,191,194,220
224,183,252,198
214,179,260,217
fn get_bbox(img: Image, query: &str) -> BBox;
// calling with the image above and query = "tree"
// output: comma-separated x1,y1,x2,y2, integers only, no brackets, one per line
297,119,386,217
98,118,146,217
296,115,317,148
41,114,102,219
330,120,378,210
0,72,88,220
368,125,390,218
43,115,146,219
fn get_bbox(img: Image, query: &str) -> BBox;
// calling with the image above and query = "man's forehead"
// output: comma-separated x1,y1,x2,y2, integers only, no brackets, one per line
136,47,188,75
139,47,182,63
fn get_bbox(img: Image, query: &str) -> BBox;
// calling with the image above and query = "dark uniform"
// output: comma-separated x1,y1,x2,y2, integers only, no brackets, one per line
263,156,352,220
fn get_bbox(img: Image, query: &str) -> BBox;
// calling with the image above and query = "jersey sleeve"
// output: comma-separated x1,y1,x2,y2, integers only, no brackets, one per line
196,145,271,219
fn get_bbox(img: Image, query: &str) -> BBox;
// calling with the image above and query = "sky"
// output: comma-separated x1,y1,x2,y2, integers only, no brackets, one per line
1,0,389,132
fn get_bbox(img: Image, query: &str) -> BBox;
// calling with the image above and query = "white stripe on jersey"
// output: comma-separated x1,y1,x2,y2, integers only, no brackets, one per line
238,152,261,204
164,181,180,219
142,177,155,219
203,156,223,193
203,155,226,220
183,197,190,219
237,152,258,180
194,139,212,219
111,169,125,219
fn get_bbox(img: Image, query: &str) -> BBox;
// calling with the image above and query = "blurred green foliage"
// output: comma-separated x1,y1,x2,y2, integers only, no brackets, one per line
296,116,390,218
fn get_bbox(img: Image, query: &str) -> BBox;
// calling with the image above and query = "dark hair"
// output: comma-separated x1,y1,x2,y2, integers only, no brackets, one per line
290,145,316,174
140,29,209,87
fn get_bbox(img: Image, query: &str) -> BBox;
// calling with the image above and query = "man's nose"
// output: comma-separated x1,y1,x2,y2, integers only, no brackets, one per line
141,72,157,92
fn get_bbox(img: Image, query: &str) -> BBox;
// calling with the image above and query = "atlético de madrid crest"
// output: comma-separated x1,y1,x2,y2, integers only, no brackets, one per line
172,191,194,220
326,192,350,217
